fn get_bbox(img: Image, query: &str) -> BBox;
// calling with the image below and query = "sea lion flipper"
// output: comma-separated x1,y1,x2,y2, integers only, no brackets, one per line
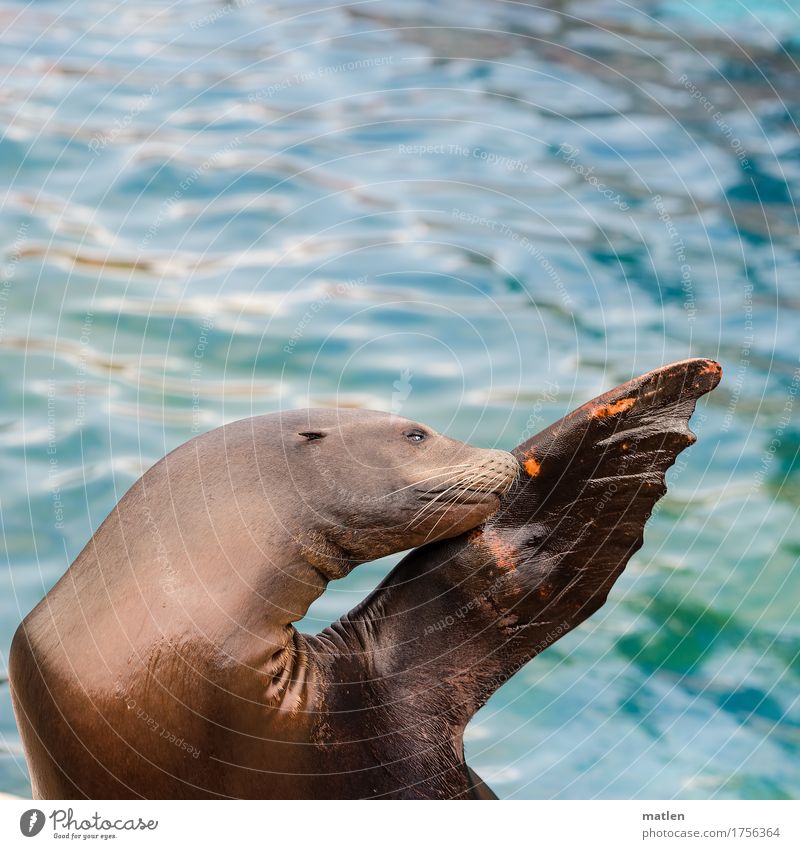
492,357,723,615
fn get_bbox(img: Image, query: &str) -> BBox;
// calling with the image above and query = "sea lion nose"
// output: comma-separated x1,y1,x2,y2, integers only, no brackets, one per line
495,450,521,493
474,448,519,494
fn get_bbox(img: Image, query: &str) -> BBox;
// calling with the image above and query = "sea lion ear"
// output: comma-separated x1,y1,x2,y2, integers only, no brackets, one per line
298,431,327,441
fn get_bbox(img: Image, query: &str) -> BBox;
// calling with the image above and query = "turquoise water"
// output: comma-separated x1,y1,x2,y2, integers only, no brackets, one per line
1,0,798,799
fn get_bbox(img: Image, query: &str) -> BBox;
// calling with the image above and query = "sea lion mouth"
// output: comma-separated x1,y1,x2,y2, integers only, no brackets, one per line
416,453,520,504
404,451,520,537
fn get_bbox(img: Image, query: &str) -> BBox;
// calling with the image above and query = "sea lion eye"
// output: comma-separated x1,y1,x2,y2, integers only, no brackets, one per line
404,429,427,443
298,431,326,441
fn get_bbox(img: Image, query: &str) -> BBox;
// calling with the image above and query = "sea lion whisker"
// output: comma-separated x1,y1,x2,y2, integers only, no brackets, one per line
405,484,456,528
406,475,474,529
421,483,479,539
429,468,496,494
386,463,474,497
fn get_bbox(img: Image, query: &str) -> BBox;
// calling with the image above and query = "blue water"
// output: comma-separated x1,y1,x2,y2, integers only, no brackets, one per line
1,0,798,799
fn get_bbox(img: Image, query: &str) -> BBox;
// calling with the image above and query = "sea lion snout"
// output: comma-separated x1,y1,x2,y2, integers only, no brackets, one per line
416,448,519,501
478,449,520,496
403,447,519,549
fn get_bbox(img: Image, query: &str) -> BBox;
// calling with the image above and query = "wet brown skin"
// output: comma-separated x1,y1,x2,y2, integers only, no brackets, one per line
9,359,721,799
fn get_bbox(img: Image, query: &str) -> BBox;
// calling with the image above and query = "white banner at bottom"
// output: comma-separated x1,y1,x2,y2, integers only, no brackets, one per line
0,799,796,848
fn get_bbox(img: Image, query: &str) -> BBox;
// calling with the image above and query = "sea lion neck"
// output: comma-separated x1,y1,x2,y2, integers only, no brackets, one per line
296,529,361,582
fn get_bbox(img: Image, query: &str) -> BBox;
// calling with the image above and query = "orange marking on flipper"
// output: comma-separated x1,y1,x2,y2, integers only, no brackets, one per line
591,397,636,418
481,528,519,571
700,360,722,375
467,524,523,572
523,456,542,477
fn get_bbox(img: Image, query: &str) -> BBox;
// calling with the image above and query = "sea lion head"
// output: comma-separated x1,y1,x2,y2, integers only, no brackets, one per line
276,408,519,563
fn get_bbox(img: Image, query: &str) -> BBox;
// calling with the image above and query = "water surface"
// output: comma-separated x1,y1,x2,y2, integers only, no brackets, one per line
0,0,798,799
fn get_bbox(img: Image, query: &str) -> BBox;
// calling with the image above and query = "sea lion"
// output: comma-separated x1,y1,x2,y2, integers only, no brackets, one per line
9,409,518,799
9,359,721,799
